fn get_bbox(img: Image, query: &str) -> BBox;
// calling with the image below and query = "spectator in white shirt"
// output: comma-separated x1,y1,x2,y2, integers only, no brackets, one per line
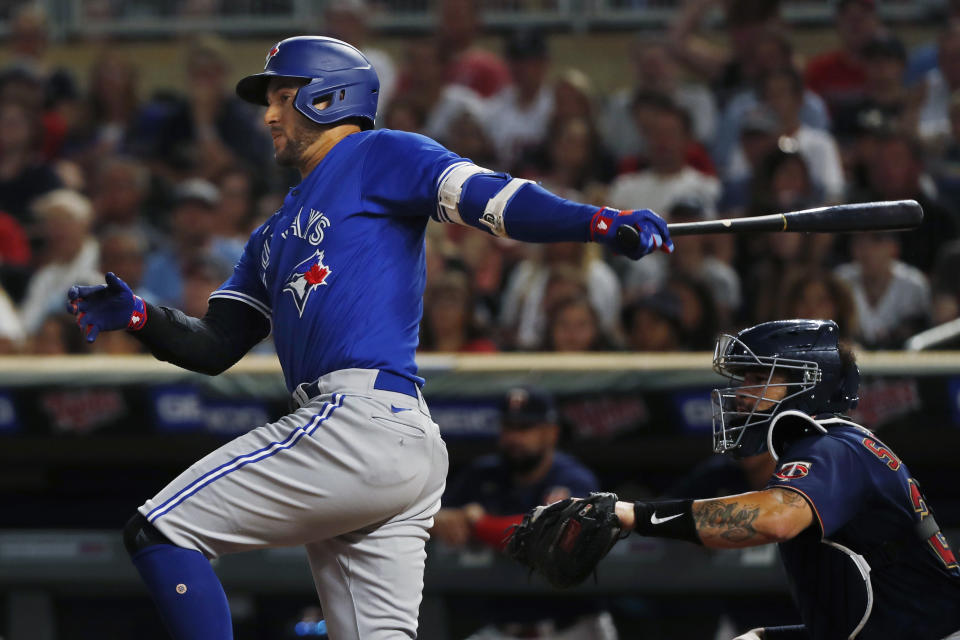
607,97,720,219
835,232,931,348
484,29,555,170
18,189,100,335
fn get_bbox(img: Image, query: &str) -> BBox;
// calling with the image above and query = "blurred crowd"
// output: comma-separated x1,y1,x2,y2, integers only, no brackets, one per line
2,0,960,356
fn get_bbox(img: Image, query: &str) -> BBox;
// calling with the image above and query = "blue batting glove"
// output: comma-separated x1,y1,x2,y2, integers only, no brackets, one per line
590,208,674,260
66,272,147,343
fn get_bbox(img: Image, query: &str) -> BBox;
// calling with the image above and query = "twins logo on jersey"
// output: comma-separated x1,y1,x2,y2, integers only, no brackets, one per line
283,250,333,317
775,461,812,480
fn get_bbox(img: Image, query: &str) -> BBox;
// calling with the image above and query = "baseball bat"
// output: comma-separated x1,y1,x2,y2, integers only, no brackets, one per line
615,200,924,251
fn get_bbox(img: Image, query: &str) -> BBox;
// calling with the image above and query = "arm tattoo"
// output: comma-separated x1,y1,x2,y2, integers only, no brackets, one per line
692,500,761,542
772,488,807,508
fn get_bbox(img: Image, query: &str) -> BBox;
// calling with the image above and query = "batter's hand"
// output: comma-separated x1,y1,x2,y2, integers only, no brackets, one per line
66,272,147,342
732,629,764,640
590,208,673,260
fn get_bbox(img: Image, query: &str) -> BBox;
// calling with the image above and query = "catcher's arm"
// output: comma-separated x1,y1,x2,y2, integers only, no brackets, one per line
618,487,813,549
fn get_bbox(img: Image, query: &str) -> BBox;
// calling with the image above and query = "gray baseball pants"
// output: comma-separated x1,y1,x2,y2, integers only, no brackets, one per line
138,368,448,639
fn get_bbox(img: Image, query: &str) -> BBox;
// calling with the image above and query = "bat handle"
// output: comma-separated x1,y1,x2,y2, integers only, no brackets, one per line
616,224,641,253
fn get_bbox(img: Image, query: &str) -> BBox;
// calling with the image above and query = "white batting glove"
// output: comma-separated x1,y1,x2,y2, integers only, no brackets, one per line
732,630,764,640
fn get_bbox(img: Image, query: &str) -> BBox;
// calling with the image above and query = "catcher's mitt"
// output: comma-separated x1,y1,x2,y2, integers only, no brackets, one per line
505,492,625,588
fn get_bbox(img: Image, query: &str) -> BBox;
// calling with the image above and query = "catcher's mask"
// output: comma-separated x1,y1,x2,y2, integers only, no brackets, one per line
711,319,859,458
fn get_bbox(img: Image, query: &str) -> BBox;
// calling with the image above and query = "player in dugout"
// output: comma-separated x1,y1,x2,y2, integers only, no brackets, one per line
64,35,672,640
508,319,960,640
432,385,617,639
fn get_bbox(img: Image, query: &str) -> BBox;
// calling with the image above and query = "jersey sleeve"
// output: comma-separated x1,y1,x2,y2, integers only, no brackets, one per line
359,129,464,219
208,221,272,321
766,437,869,538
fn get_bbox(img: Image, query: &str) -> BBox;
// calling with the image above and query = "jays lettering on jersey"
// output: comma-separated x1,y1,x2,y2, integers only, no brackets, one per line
766,419,960,639
211,129,480,391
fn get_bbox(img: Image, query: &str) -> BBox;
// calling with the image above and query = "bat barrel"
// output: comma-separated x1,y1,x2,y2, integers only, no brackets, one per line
614,200,924,249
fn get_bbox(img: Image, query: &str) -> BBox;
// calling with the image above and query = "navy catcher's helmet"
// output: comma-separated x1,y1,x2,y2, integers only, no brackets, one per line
236,36,379,130
711,319,860,458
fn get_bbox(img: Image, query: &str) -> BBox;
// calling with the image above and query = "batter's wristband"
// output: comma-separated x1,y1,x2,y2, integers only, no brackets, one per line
633,499,702,545
127,295,147,331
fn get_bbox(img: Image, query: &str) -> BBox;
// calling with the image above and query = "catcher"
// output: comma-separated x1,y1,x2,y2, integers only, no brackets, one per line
508,319,960,640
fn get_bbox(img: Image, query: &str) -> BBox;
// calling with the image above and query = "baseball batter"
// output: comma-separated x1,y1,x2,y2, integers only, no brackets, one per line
66,36,672,640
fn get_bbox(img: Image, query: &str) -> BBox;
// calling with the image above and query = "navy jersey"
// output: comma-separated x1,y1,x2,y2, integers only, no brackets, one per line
443,451,600,513
211,129,461,391
767,418,960,639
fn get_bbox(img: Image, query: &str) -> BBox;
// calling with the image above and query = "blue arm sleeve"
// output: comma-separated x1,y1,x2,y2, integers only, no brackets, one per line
458,174,598,243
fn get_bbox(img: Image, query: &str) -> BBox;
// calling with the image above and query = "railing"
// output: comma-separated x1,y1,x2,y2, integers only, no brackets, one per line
0,0,946,40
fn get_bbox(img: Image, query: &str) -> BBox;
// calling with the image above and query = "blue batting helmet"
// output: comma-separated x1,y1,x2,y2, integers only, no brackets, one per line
711,319,860,458
236,36,379,130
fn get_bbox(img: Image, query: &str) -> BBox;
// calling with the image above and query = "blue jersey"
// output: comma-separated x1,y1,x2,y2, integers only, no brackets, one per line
767,419,960,639
211,129,461,391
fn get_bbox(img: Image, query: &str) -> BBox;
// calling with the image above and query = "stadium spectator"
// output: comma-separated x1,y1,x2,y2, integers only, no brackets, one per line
0,283,26,354
777,268,860,343
804,0,883,116
24,313,84,355
543,294,617,352
607,97,720,218
65,50,141,170
395,38,487,146
718,107,781,214
419,268,497,353
442,104,497,168
665,274,721,349
751,68,845,202
835,233,931,348
499,244,620,350
437,0,511,98
89,156,163,248
140,178,230,307
4,3,77,114
918,24,960,142
0,210,31,269
0,97,62,221
711,31,831,181
521,117,611,202
131,34,273,183
668,0,782,107
601,39,717,159
664,200,741,326
18,189,100,335
97,225,158,303
323,0,398,115
431,386,617,638
831,34,917,144
484,29,554,170
181,257,232,320
905,0,960,84
854,131,959,273
621,292,687,351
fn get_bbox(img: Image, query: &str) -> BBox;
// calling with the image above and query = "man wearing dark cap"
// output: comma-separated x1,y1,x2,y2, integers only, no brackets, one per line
431,386,617,639
804,0,884,116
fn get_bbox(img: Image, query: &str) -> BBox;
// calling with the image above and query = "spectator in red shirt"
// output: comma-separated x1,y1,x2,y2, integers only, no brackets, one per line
0,210,30,268
804,0,884,116
437,0,511,98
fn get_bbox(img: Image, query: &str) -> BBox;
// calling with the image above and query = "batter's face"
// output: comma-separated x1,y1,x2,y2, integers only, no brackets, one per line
264,77,324,168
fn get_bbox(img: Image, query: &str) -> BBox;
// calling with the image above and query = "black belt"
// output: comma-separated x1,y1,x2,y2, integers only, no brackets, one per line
301,370,419,400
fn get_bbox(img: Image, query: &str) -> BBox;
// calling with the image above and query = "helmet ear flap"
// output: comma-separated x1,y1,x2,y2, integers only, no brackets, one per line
834,362,860,410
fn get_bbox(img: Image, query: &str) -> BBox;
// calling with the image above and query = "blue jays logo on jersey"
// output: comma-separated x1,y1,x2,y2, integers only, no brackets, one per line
283,250,332,317
775,461,812,480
